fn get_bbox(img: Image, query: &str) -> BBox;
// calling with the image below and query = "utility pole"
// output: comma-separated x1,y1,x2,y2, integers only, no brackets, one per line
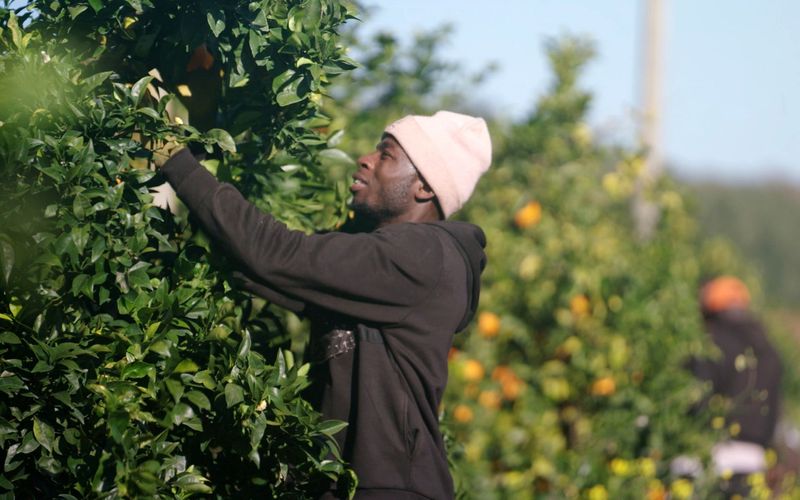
634,0,665,240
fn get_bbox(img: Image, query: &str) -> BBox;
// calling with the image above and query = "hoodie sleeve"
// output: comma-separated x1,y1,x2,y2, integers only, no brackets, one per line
162,149,444,324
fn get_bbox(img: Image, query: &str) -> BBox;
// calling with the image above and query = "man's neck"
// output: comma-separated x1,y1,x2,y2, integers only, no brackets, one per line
344,210,442,232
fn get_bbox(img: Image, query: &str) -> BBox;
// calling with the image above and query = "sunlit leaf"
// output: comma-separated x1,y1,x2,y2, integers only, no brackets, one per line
206,128,236,153
33,418,55,453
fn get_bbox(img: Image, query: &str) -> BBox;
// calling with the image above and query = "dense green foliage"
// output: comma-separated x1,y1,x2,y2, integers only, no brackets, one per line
0,0,357,497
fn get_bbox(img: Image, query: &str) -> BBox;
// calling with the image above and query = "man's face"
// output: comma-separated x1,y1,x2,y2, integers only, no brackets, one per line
350,134,421,221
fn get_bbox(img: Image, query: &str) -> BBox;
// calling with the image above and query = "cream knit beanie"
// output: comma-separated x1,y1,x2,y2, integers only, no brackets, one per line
384,110,492,218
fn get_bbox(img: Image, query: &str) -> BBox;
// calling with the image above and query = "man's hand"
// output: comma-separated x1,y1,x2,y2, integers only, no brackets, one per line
149,136,183,168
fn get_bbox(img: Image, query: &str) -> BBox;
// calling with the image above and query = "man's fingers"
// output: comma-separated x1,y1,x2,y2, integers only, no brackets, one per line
151,150,171,168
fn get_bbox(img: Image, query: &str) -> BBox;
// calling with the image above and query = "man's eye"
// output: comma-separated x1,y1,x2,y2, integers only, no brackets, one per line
380,152,390,159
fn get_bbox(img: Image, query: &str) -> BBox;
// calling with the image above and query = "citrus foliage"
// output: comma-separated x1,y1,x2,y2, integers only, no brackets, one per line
443,39,722,499
0,0,357,496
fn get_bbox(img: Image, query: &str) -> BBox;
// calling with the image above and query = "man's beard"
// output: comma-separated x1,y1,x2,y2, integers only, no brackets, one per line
349,175,416,228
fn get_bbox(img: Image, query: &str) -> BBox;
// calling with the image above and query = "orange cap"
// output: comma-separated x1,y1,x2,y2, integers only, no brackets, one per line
700,276,750,313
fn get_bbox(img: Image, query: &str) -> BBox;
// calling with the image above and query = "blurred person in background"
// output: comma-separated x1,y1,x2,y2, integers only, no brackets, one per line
688,276,782,498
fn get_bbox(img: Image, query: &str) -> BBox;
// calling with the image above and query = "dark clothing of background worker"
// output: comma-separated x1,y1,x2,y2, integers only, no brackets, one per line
689,276,782,497
155,111,492,499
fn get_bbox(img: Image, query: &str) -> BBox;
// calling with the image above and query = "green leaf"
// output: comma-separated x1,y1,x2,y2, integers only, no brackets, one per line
67,4,87,18
319,148,354,166
9,303,21,317
237,330,252,361
0,332,21,344
327,129,345,147
32,360,53,373
33,418,56,453
144,321,161,340
224,383,244,408
83,71,114,93
149,340,171,357
173,471,212,493
19,432,40,454
171,403,195,426
231,73,251,89
275,81,304,107
206,128,236,153
0,475,13,490
0,238,13,286
182,417,203,432
318,419,348,437
166,378,184,402
122,361,153,379
303,0,322,29
137,107,161,120
207,13,225,37
71,225,90,254
186,391,211,411
131,75,154,106
276,349,286,379
271,69,296,93
0,375,24,395
108,410,129,443
280,164,302,173
90,237,106,264
88,0,103,12
193,371,216,390
71,274,91,297
248,30,266,58
284,350,295,370
173,359,199,374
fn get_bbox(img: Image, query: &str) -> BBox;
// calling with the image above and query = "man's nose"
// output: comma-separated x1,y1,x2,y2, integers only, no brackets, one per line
357,154,373,170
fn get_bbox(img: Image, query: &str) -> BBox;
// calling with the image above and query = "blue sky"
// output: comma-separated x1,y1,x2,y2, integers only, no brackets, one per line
359,1,800,183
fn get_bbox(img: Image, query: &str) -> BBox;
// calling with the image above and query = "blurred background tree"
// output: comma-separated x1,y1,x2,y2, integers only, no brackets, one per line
328,18,800,499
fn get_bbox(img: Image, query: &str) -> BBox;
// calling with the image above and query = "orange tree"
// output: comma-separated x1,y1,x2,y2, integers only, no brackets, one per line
442,38,725,499
0,0,358,497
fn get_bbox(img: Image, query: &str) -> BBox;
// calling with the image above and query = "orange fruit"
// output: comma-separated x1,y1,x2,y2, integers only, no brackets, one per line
590,376,616,396
501,377,524,400
570,294,591,318
477,311,501,338
478,390,502,410
462,359,485,382
453,404,474,423
492,365,513,382
492,365,524,400
514,201,542,228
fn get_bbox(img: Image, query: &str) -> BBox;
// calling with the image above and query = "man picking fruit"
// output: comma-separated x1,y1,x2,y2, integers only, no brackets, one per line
154,111,491,499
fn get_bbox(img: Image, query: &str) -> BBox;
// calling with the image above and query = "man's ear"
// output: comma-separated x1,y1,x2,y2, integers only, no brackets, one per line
415,180,436,202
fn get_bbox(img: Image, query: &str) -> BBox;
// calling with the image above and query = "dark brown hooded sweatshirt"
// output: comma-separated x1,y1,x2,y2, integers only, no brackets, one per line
689,308,782,447
162,149,486,499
